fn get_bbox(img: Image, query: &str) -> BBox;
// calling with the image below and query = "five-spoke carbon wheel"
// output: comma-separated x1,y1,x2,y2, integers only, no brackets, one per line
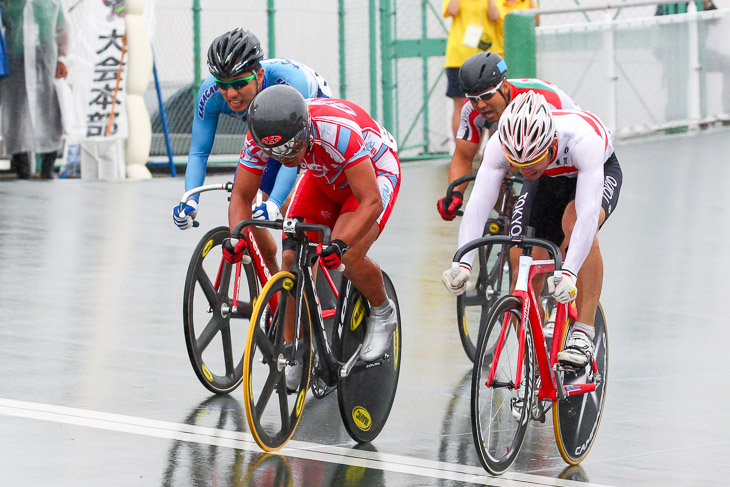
183,226,258,394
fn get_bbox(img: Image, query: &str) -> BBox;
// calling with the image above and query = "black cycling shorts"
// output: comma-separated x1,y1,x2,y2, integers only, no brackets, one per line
509,152,623,246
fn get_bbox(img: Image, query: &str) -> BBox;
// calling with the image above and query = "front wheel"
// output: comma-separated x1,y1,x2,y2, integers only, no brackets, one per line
471,295,533,475
183,226,258,394
244,272,312,451
553,302,609,464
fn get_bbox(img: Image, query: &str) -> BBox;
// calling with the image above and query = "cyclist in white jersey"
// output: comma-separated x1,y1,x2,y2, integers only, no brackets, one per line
442,92,623,368
438,51,578,221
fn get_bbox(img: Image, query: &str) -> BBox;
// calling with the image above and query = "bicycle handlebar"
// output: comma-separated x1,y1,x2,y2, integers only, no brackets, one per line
445,173,524,217
445,174,477,197
232,218,334,246
452,234,563,270
177,182,234,229
179,181,234,204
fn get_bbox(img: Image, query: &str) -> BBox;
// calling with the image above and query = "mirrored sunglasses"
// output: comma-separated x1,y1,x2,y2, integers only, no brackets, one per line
466,79,505,103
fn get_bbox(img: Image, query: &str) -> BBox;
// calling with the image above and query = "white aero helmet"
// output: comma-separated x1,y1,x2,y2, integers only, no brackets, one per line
498,91,555,166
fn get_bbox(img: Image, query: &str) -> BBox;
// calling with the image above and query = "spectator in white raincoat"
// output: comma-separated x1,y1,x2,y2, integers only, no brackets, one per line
0,0,69,179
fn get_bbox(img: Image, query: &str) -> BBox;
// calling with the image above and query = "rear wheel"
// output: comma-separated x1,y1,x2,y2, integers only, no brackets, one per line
244,272,312,451
457,237,512,362
337,271,401,443
183,226,258,394
471,295,533,475
553,302,608,464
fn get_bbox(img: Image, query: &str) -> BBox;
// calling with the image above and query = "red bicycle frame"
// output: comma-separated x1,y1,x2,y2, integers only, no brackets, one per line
226,227,339,320
486,254,597,402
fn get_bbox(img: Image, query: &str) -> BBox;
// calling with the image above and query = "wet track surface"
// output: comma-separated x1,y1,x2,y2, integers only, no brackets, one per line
1,126,730,486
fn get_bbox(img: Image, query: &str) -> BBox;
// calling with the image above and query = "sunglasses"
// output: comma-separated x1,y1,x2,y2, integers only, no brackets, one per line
505,146,553,168
214,72,257,91
466,79,504,103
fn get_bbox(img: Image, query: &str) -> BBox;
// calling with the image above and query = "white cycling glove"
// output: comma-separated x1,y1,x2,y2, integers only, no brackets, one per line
547,270,578,303
251,200,282,221
442,262,471,296
173,199,198,230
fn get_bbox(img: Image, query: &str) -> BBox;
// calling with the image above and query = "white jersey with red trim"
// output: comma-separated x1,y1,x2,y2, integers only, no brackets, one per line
457,109,613,274
239,98,399,192
456,79,578,144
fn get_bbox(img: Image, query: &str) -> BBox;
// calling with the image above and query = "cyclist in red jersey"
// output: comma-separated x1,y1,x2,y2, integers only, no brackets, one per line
226,85,401,385
438,51,578,221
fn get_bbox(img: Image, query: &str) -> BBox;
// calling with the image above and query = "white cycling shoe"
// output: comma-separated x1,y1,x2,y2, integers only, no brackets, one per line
285,361,303,393
557,331,594,368
359,299,397,362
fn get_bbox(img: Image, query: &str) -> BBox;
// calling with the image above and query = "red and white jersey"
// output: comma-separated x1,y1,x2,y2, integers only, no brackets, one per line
239,98,400,192
458,109,613,274
456,79,578,144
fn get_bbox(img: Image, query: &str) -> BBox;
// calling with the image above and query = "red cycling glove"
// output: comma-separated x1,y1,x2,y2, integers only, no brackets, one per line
437,191,464,221
222,237,247,264
317,239,349,269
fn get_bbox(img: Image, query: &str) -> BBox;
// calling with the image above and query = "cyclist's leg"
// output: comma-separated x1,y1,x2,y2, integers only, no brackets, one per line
335,215,387,307
331,158,399,308
251,226,280,275
280,174,340,343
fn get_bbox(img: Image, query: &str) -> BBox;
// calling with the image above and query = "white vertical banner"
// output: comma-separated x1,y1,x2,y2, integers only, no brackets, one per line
75,0,128,140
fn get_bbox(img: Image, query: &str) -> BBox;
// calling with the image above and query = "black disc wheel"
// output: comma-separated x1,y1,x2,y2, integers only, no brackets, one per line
244,272,312,451
471,295,533,475
337,271,401,443
457,239,512,362
183,226,258,394
553,302,608,465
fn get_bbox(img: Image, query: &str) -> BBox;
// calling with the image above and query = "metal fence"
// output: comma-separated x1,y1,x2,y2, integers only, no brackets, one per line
506,1,730,137
145,0,456,163
97,0,730,166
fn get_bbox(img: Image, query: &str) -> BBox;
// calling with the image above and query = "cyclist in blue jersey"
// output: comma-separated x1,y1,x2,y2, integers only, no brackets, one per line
172,28,331,272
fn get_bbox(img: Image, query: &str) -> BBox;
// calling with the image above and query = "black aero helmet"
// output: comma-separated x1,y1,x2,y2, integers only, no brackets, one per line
207,28,263,78
249,85,311,158
459,51,508,94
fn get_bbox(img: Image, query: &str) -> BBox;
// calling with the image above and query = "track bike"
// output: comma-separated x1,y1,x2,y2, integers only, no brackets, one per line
179,183,341,395
232,218,402,452
444,173,523,362
453,234,608,475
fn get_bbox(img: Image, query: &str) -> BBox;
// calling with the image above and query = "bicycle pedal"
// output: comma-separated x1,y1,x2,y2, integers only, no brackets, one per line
532,407,546,423
339,344,362,378
560,363,586,376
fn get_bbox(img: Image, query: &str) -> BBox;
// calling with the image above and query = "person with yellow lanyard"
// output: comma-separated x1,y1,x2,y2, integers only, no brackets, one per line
443,0,537,143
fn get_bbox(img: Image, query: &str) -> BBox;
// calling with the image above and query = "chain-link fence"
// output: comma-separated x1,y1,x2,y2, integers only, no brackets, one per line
64,0,730,168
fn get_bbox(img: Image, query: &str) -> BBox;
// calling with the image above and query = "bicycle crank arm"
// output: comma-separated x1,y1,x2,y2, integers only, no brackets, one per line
554,364,567,401
339,344,363,378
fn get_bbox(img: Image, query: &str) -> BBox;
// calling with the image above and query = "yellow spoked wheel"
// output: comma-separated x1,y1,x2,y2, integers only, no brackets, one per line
243,271,312,451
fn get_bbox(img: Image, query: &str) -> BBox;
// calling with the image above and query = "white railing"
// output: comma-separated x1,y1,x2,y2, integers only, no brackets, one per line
532,1,730,138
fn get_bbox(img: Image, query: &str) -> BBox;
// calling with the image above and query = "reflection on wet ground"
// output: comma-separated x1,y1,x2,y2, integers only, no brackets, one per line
1,127,730,486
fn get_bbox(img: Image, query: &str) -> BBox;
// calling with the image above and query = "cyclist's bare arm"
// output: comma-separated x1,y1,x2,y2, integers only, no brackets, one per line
448,139,480,195
229,170,262,234
336,161,383,247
